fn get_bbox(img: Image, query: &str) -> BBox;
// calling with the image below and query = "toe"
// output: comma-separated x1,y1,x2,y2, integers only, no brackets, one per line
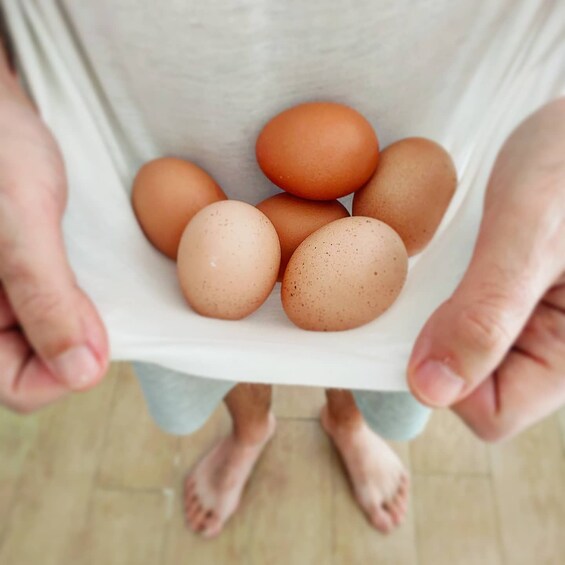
184,495,200,518
398,473,410,493
187,502,205,529
185,477,196,494
397,475,410,505
190,510,207,532
369,504,394,534
202,513,223,539
196,510,211,532
384,498,403,526
393,491,408,516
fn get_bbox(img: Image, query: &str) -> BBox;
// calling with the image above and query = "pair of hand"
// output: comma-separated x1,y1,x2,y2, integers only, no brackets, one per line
1,61,564,441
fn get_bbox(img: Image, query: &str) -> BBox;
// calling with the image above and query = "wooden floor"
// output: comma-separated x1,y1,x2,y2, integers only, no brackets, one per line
1,363,565,565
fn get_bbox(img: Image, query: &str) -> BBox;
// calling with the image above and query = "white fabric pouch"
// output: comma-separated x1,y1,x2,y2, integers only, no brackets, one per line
3,0,564,390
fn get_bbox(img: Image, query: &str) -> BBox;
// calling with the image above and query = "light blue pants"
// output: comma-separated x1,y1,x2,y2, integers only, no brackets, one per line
133,361,431,441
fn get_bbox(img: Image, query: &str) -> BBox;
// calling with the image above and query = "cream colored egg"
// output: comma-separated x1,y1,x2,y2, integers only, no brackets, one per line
282,217,408,331
177,200,281,320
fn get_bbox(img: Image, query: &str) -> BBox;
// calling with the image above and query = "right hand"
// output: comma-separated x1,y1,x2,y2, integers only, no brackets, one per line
0,78,109,413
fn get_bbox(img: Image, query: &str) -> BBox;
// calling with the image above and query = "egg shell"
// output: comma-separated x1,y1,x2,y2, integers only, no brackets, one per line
282,217,408,331
256,193,349,281
177,200,281,320
132,157,227,259
256,102,379,200
352,137,457,256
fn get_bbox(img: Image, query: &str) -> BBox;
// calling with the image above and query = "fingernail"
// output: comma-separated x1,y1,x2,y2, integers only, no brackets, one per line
49,345,100,390
410,360,465,406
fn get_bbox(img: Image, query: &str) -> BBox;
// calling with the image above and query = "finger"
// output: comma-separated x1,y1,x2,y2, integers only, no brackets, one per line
0,191,109,390
407,143,565,407
453,349,565,442
408,203,560,406
0,330,69,412
453,284,565,441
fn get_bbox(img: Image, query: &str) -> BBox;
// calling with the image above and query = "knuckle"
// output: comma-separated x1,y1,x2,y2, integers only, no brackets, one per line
456,301,511,354
14,286,65,325
537,305,565,345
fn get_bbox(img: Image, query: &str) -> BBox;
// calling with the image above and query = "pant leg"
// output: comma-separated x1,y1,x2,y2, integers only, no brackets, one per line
132,361,236,436
352,390,432,441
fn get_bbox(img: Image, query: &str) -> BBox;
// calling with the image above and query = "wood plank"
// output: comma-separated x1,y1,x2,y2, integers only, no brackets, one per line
0,408,40,537
97,363,178,490
411,409,490,475
82,488,168,565
333,442,417,565
244,420,333,565
490,416,565,565
273,385,325,420
164,414,333,565
0,366,117,565
163,406,249,564
413,475,503,565
558,407,565,455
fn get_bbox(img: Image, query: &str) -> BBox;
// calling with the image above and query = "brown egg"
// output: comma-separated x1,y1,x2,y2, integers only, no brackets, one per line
256,193,349,281
256,102,379,200
132,157,227,259
282,217,408,331
177,200,280,320
352,137,457,256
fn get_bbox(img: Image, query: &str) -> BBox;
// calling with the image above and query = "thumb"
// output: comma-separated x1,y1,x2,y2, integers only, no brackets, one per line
407,185,564,408
0,194,109,390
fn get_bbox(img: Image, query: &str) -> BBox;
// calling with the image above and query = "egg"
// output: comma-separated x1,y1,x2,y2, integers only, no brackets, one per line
352,137,457,256
132,157,227,259
256,102,379,200
282,217,408,331
256,193,349,280
177,200,280,320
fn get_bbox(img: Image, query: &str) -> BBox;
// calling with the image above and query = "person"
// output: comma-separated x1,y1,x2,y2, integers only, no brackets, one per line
0,0,563,540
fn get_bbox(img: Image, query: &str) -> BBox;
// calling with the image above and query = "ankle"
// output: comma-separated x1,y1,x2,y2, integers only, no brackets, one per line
323,403,364,434
233,412,275,446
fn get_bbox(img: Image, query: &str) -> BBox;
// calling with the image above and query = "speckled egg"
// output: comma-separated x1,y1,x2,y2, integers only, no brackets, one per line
177,200,281,320
281,217,408,331
352,137,457,256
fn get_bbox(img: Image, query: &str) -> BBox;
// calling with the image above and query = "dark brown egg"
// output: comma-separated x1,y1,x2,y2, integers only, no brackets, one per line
281,217,408,331
256,102,379,200
256,193,349,280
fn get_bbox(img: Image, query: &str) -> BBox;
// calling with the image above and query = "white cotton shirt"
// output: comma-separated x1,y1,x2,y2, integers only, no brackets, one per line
53,0,565,199
1,0,564,390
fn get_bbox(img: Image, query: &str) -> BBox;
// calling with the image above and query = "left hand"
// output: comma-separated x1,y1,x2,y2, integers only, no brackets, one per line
407,97,565,442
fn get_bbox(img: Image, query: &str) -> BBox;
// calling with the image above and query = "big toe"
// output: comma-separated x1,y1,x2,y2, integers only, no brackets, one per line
201,512,224,539
369,503,395,534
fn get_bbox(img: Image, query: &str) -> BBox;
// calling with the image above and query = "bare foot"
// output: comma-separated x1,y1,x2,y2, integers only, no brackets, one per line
184,413,276,538
321,405,409,533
